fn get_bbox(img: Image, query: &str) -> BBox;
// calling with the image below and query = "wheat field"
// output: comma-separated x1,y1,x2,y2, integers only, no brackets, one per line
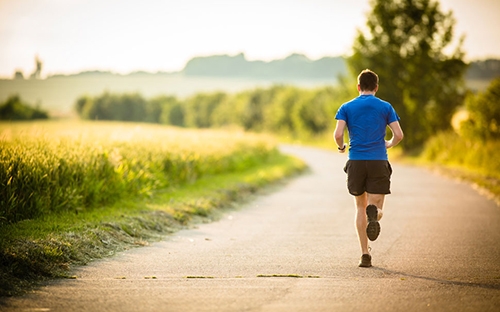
0,120,278,225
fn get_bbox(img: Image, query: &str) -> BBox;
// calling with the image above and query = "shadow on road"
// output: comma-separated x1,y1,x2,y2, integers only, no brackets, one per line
372,267,500,291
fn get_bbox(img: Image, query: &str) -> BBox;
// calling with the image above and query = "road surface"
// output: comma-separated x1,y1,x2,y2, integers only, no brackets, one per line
2,145,500,311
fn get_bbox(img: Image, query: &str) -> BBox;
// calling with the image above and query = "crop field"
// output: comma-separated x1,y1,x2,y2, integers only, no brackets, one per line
0,120,279,225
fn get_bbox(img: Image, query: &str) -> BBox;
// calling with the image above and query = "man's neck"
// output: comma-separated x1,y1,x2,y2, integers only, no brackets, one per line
359,91,376,95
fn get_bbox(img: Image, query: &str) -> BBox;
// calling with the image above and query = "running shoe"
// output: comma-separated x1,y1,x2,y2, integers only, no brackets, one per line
366,204,380,241
359,254,372,267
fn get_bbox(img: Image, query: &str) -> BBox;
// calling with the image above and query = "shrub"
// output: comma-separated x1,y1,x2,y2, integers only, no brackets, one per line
461,77,500,140
0,95,49,120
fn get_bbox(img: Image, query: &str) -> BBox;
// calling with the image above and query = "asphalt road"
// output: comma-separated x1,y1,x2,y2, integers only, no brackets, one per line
2,145,500,312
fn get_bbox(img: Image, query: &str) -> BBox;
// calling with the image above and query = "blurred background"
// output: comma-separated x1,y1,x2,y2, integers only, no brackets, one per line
2,0,500,298
1,0,498,114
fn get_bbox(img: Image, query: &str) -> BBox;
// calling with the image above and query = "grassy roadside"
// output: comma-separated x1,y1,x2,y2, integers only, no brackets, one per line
0,152,306,297
423,165,500,205
393,152,500,206
398,131,500,206
286,130,500,206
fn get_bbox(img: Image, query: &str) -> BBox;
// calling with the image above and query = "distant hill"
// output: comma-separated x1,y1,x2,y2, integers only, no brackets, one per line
48,70,175,78
45,53,348,81
182,54,500,81
465,59,500,80
183,53,347,79
40,54,500,81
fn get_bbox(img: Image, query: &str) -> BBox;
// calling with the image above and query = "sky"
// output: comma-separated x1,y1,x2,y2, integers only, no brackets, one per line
1,0,499,78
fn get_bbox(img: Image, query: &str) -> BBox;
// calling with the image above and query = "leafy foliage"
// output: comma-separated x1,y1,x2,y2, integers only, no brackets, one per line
75,85,357,140
348,0,467,150
76,92,147,121
461,77,500,140
422,131,500,181
154,96,184,126
0,95,49,121
184,92,226,128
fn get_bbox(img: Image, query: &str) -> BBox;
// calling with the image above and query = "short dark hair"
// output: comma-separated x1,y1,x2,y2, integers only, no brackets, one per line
358,69,379,91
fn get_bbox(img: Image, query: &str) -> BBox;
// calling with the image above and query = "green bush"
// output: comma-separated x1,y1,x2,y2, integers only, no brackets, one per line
152,95,184,126
263,87,299,134
461,77,500,140
77,92,147,121
422,131,500,179
0,95,49,120
183,92,226,128
75,84,356,141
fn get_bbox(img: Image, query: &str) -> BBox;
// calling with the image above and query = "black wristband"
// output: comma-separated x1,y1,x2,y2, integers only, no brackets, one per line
338,144,346,151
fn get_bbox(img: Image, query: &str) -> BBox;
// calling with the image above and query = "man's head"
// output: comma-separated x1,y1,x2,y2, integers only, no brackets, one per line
357,69,379,92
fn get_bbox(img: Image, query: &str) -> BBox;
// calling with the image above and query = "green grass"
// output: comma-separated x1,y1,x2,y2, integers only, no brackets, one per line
0,121,279,224
0,151,306,297
412,131,500,204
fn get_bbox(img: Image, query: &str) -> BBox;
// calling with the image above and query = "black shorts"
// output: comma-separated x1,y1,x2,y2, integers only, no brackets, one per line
343,160,393,196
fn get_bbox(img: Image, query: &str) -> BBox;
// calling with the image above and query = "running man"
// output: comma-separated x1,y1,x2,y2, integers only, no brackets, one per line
333,69,404,267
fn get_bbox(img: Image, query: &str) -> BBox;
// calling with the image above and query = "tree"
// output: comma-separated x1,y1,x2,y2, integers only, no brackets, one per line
290,87,350,137
348,0,467,150
13,70,24,80
263,86,299,134
30,56,43,79
117,93,147,121
211,92,245,128
184,92,226,128
154,95,185,126
461,77,500,140
75,92,147,121
240,89,263,131
0,95,48,120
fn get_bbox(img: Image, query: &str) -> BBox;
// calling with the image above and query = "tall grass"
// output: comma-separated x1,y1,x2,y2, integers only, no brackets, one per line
421,131,500,179
0,121,278,225
420,131,500,202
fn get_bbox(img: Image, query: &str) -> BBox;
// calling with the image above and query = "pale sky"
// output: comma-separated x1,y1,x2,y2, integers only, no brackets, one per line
1,0,499,78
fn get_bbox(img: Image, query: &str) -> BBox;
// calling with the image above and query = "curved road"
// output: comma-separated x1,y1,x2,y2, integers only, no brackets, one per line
3,145,500,311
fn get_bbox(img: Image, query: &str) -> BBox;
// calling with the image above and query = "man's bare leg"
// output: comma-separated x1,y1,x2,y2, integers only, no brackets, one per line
354,193,370,255
355,193,386,254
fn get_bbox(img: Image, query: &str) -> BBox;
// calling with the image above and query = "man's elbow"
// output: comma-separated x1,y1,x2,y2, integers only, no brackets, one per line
396,132,404,142
334,131,344,141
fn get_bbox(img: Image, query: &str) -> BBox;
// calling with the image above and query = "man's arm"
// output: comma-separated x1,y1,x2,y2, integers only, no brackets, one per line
386,121,404,149
334,119,347,153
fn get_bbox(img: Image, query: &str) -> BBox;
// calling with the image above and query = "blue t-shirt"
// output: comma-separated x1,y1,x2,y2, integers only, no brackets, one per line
335,95,400,160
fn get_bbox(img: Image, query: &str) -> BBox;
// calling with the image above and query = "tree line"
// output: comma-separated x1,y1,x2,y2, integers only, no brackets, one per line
75,83,357,140
74,71,499,145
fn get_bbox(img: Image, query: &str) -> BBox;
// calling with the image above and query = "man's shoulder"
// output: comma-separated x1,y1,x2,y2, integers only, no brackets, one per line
365,95,388,104
340,97,362,108
340,96,393,109
374,96,393,106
